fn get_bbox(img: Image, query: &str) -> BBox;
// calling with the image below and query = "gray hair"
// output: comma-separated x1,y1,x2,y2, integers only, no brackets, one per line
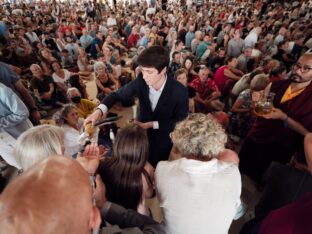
53,104,77,126
170,113,227,158
67,87,81,98
195,30,202,38
93,61,106,73
243,46,252,52
30,64,42,71
15,125,64,171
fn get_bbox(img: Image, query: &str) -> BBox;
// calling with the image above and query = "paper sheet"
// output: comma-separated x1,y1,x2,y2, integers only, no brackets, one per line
0,131,21,169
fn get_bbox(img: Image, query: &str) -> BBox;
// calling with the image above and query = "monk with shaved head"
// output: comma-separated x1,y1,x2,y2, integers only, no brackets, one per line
239,54,312,182
0,157,164,234
0,156,101,234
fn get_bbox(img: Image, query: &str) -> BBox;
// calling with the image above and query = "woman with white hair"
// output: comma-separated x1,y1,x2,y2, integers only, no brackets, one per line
53,104,85,157
94,61,118,100
53,104,99,157
30,64,67,107
67,87,97,119
191,30,203,54
15,125,64,171
229,74,270,138
155,113,242,234
166,29,177,51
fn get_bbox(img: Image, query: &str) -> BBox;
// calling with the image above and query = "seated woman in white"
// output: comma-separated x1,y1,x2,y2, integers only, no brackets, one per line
156,113,242,234
54,104,97,157
51,61,73,94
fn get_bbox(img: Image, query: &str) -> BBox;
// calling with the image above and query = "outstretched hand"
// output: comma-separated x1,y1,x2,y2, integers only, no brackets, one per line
262,108,287,120
84,109,106,127
133,120,153,129
77,143,104,175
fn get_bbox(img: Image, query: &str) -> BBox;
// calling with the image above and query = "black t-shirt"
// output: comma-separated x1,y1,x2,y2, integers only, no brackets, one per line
291,44,304,60
30,75,55,94
187,86,196,99
207,56,225,73
44,38,58,51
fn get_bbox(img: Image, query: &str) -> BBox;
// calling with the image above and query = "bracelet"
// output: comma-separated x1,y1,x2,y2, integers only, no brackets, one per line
97,108,103,117
283,115,289,128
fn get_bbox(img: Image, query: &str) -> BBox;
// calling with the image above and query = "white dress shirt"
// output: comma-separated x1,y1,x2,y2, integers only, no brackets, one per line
107,17,117,27
25,32,40,44
65,43,80,60
98,78,167,129
244,32,258,48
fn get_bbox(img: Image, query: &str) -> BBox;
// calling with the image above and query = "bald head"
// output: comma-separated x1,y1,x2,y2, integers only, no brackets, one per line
0,157,100,234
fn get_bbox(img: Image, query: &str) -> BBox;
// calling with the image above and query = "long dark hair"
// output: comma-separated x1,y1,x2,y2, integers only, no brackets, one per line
182,56,194,72
98,125,149,210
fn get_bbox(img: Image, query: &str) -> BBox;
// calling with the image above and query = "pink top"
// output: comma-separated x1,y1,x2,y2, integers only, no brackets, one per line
214,65,228,94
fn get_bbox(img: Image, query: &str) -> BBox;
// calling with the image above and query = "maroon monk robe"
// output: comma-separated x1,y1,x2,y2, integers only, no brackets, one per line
239,79,312,182
259,192,312,234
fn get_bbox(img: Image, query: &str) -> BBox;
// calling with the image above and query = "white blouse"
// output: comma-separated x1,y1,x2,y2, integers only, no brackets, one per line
52,69,71,85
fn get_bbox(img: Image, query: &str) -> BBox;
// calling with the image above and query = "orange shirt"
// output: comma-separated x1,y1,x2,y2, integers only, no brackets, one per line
280,85,305,103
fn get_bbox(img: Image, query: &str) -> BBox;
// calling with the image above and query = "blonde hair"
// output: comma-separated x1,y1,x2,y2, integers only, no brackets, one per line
174,68,187,80
250,74,270,91
170,113,227,158
15,125,64,171
30,64,42,72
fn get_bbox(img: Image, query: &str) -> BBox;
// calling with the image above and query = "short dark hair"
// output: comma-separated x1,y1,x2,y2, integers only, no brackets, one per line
270,63,287,77
278,40,287,48
137,46,169,73
172,51,180,59
225,56,236,64
50,61,62,71
175,39,183,47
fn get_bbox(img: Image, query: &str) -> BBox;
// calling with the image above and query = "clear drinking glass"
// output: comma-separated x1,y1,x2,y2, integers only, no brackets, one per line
254,92,275,116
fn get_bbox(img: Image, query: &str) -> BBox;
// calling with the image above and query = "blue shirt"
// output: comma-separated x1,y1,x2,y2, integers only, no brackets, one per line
0,82,32,139
137,37,149,48
0,62,20,92
90,38,103,58
0,21,8,39
80,35,93,49
196,41,211,59
185,31,195,48
125,25,132,37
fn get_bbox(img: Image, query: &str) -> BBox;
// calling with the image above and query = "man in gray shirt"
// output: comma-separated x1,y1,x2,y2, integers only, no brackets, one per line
227,30,245,58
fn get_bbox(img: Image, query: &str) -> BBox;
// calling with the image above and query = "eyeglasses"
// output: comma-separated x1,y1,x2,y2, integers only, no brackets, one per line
293,63,312,73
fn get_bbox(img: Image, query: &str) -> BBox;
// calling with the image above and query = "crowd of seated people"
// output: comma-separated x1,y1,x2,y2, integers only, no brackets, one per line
0,0,312,233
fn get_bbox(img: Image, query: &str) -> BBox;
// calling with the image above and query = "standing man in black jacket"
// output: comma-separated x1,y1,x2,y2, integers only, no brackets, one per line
85,46,189,166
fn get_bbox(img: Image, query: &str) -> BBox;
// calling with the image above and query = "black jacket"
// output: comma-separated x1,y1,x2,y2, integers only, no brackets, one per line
102,74,189,166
